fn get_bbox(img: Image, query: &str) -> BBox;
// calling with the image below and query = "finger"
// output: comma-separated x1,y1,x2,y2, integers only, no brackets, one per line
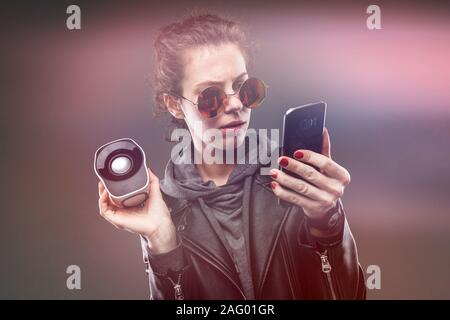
271,181,321,211
98,180,105,197
98,190,122,228
278,156,345,195
99,189,114,217
102,210,129,230
322,127,331,158
98,192,127,229
110,212,154,236
147,167,161,199
104,206,153,234
98,190,135,231
270,169,335,203
291,150,350,185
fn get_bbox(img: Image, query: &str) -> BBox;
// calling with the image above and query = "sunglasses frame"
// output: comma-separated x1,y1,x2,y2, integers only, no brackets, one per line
169,77,269,118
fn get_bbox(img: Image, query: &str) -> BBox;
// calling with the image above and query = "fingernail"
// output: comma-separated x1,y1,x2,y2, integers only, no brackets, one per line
279,157,289,167
271,181,277,190
270,170,278,179
294,150,304,159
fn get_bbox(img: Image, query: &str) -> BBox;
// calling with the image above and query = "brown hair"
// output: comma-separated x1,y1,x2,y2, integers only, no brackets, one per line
152,11,255,128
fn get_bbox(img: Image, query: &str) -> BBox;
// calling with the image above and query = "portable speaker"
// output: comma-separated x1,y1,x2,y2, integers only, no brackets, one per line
94,138,149,208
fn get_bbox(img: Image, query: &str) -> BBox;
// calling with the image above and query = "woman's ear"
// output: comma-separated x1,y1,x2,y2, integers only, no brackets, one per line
163,94,184,119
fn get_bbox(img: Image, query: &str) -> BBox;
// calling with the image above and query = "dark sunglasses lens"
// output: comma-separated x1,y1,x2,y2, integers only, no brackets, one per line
197,86,226,118
239,78,266,109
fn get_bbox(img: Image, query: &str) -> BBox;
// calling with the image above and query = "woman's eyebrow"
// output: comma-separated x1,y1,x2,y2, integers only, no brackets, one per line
194,72,248,92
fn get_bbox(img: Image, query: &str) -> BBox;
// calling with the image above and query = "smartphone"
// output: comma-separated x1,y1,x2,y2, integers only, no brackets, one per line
281,101,326,177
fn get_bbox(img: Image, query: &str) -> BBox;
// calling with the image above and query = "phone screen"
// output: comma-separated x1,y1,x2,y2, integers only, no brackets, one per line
282,101,326,175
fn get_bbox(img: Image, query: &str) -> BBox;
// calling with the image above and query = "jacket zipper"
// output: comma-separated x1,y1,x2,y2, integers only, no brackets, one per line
317,250,338,300
183,238,247,300
165,272,184,300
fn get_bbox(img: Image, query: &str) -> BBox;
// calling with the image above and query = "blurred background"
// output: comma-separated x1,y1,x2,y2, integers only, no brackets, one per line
1,0,450,299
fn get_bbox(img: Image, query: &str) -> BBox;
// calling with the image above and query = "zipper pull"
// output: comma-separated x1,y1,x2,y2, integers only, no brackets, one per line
319,252,332,274
168,273,184,300
174,284,184,300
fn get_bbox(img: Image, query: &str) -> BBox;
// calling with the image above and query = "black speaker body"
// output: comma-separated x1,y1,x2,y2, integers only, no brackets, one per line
94,138,149,208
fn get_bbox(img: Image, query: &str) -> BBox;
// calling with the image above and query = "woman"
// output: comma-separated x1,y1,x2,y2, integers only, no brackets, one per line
98,13,366,300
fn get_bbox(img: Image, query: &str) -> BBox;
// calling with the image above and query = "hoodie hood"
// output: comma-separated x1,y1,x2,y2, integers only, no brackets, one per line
160,130,276,202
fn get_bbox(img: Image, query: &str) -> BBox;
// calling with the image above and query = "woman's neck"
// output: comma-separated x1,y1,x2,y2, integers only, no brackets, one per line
192,143,236,186
196,162,236,187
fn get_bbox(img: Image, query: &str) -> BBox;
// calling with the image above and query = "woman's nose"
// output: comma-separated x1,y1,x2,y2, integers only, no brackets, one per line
223,93,243,114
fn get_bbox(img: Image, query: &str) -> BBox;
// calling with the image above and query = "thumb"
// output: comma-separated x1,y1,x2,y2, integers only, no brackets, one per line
147,167,162,200
321,127,331,159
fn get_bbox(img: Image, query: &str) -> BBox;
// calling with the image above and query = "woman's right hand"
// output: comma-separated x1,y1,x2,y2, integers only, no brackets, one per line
98,168,177,254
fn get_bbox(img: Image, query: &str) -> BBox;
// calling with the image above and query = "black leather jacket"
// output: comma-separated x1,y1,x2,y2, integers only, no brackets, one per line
140,174,366,300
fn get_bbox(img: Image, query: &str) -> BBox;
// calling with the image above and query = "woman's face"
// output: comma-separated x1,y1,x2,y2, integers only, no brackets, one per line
178,43,251,152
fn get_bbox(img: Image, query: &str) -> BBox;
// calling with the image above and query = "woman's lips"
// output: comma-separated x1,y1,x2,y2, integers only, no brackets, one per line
219,121,246,132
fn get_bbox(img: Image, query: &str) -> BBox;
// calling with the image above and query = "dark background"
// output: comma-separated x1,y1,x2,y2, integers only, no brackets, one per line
1,0,450,299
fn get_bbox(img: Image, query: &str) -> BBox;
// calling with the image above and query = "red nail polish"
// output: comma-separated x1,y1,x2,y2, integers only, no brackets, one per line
271,171,278,179
279,157,289,167
294,150,304,159
271,182,277,190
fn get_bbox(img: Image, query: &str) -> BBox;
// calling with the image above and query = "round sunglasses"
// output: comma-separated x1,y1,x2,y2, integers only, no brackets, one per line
171,77,268,118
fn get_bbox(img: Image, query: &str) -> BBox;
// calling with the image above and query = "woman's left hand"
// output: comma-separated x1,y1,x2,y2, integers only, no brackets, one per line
270,127,351,220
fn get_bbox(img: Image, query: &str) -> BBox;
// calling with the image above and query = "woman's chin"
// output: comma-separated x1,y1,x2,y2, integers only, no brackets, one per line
214,133,246,151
